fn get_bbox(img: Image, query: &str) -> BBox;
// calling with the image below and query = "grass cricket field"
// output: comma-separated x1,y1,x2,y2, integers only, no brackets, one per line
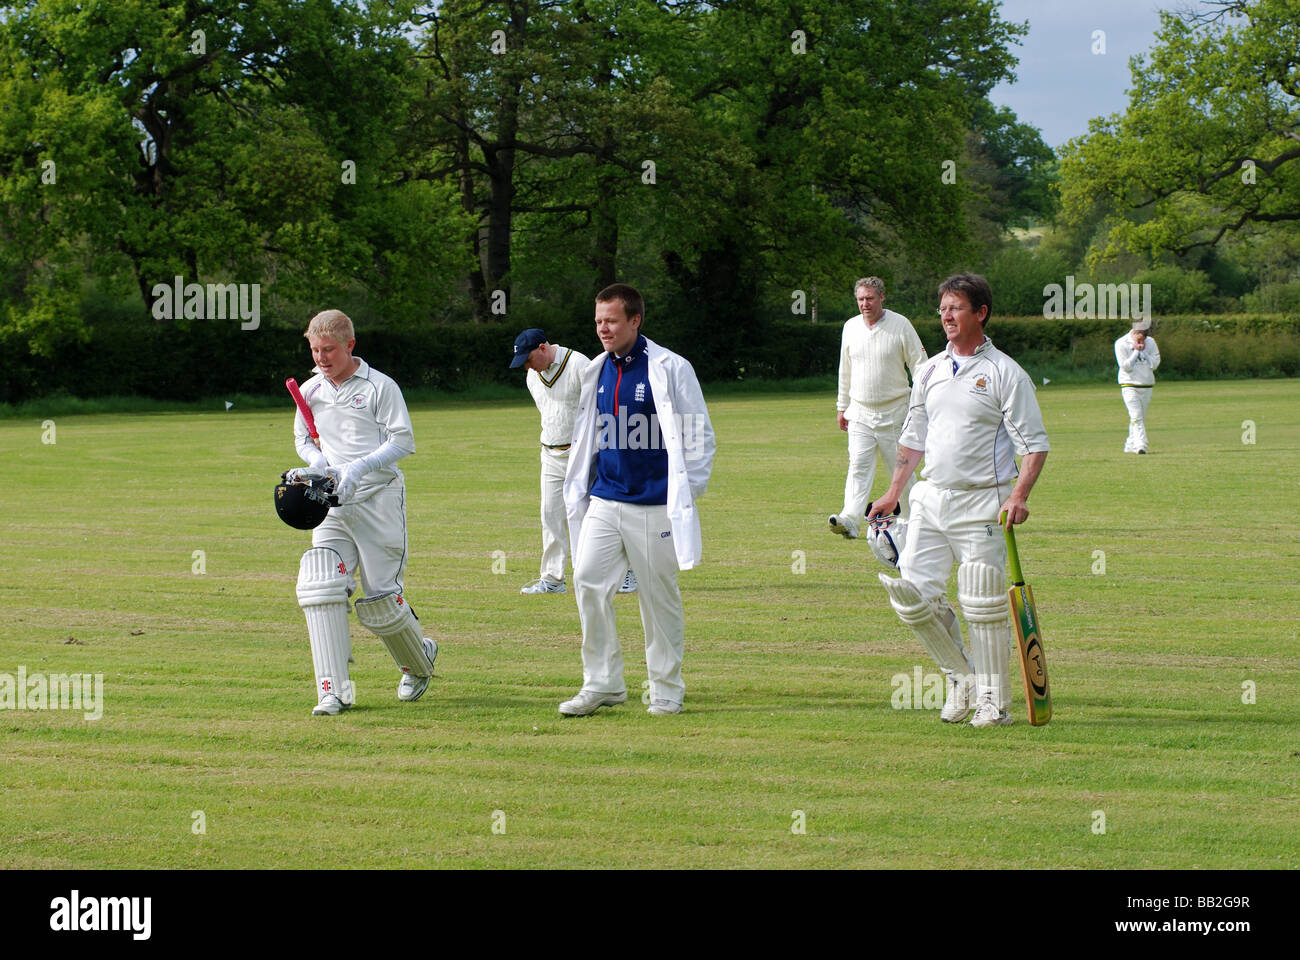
2,380,1297,869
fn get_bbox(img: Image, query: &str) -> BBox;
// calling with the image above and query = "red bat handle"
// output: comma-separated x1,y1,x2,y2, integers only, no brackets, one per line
285,378,319,439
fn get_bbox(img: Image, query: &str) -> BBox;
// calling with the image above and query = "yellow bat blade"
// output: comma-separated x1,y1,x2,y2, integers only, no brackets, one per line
1009,582,1051,725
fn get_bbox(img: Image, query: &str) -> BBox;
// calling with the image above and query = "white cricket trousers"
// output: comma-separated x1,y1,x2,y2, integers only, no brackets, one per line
844,412,913,521
539,447,570,582
573,498,685,704
312,481,409,598
1121,386,1152,452
900,480,1017,711
899,480,1012,603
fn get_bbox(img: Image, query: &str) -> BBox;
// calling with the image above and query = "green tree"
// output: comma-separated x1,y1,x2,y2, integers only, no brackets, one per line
1059,0,1300,266
635,0,1029,371
0,0,461,352
409,0,704,321
965,100,1058,233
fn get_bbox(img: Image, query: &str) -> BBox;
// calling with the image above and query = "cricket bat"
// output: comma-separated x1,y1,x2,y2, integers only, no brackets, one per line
1003,516,1052,725
285,377,320,446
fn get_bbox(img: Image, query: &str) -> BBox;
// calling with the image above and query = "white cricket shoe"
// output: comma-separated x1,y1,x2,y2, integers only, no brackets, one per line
618,569,637,593
558,689,627,716
521,578,566,594
968,695,1014,728
398,637,438,702
828,514,859,539
647,699,682,715
941,673,975,723
312,694,350,716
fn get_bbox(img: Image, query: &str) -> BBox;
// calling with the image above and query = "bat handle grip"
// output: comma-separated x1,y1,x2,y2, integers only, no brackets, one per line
1001,512,1025,585
286,376,320,439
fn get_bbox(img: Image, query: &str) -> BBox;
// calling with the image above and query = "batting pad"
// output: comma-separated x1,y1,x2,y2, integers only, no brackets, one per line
297,548,354,705
354,592,434,678
958,561,1012,711
878,573,972,675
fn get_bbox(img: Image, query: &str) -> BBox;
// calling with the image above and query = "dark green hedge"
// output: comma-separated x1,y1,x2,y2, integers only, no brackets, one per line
3,313,1296,403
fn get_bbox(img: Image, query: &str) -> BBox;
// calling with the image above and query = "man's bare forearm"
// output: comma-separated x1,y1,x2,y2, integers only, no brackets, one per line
1011,451,1048,503
866,445,922,521
886,445,924,498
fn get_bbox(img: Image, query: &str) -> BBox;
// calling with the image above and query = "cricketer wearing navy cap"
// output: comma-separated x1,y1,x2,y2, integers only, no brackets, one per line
511,328,548,368
559,283,715,718
509,327,594,595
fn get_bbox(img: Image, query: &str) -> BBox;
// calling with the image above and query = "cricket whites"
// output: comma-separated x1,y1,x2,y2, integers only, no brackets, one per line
1003,516,1052,725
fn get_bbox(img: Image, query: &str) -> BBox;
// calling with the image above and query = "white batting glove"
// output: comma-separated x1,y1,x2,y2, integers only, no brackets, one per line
284,467,326,483
331,459,370,503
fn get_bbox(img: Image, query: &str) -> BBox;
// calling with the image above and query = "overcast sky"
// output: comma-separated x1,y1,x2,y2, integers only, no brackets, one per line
988,0,1216,150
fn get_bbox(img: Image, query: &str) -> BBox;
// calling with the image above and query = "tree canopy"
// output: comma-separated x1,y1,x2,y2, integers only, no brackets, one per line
1,0,1058,358
1059,0,1300,265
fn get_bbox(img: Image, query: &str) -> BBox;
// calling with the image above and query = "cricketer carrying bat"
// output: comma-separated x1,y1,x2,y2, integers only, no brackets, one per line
286,309,437,716
867,274,1049,728
559,283,715,717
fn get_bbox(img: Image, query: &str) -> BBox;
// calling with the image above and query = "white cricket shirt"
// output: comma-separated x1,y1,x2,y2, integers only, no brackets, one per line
836,309,928,425
1115,334,1160,386
527,345,588,448
293,357,415,501
899,338,1050,490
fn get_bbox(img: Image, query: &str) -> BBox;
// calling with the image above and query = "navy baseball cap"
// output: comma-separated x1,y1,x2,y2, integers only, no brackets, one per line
510,328,547,368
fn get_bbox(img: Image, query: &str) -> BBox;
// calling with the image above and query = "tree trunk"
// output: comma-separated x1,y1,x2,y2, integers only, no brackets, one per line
592,145,618,288
479,79,520,320
454,120,488,322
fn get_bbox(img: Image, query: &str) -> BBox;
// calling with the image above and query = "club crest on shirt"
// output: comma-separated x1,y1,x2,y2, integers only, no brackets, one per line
635,382,646,402
970,376,989,395
349,394,367,409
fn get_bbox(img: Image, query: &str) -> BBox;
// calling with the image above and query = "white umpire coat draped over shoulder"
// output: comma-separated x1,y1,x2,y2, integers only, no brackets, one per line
564,337,716,570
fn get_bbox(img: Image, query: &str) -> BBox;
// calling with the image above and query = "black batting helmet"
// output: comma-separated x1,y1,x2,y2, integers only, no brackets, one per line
274,472,338,529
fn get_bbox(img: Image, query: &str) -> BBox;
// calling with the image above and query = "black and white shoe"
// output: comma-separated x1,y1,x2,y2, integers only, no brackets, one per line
829,514,859,539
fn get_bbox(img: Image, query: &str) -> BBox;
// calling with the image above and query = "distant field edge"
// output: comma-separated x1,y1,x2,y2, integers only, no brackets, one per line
4,374,1298,419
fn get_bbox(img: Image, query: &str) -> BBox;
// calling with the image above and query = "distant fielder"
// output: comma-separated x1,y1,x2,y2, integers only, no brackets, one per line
868,274,1049,728
285,310,436,716
830,277,927,539
1114,319,1160,454
510,328,635,596
560,283,715,717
